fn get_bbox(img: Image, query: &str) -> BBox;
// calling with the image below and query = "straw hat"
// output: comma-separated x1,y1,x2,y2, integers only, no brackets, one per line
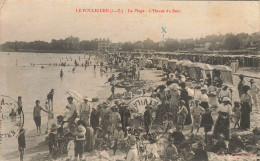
127,135,136,146
75,125,86,136
83,96,91,101
209,92,217,96
222,97,231,103
249,79,255,83
74,118,80,124
200,87,207,91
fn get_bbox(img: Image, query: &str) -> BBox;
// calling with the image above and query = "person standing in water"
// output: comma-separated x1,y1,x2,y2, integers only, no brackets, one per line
47,89,54,111
33,100,50,134
60,69,64,78
17,96,23,116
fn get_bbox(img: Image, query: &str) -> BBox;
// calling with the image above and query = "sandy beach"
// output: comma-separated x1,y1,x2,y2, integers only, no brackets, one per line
0,52,260,161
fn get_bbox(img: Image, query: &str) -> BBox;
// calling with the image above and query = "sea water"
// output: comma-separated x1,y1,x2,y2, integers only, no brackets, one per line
0,52,112,157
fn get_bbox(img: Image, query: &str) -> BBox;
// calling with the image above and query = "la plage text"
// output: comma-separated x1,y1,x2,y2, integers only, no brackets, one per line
75,8,181,13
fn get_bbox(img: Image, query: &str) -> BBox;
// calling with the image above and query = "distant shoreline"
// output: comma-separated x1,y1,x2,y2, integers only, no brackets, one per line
0,49,97,54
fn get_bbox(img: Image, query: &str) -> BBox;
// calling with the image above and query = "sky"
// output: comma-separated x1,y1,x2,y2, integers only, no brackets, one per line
0,0,259,43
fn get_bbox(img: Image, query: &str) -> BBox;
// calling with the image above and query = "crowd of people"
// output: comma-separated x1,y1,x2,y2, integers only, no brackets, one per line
11,52,260,161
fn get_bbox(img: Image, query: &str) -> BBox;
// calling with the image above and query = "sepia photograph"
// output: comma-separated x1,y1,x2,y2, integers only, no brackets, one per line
0,0,259,160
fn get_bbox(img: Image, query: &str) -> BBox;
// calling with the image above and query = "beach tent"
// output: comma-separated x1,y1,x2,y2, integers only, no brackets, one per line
211,65,233,85
157,57,169,68
135,57,147,67
167,59,178,71
188,63,213,81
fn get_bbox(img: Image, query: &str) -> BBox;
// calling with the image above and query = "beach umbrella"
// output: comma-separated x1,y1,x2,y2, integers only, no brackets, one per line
66,89,83,103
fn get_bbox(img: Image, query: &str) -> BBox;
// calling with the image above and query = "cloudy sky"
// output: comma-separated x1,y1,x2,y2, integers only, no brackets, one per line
0,0,259,43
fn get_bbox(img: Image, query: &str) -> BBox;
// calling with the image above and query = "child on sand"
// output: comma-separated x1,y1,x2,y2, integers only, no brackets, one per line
18,128,26,161
67,137,75,161
48,123,58,159
233,101,241,128
177,100,188,131
191,100,205,133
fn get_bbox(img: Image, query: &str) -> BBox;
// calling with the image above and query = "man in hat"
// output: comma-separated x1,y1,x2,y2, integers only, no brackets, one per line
240,85,252,130
112,124,125,155
18,128,26,161
79,96,92,126
238,74,247,98
66,96,77,131
47,89,55,111
48,123,58,159
191,100,205,133
109,105,121,137
74,124,86,161
90,106,100,134
119,103,131,137
144,105,153,135
125,135,138,161
219,84,232,102
249,79,259,113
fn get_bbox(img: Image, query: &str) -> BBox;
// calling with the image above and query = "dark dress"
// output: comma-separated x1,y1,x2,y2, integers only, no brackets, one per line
240,93,252,129
119,108,131,137
18,133,26,149
213,112,230,140
85,127,95,152
240,102,251,129
90,110,100,130
180,89,192,125
200,109,213,132
144,109,153,133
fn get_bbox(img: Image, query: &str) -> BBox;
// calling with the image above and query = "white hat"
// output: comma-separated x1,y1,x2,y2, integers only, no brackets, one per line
222,97,231,102
74,118,80,124
83,96,92,101
75,125,86,137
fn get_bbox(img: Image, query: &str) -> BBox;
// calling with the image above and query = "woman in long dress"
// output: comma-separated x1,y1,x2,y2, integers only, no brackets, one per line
240,85,252,130
169,84,180,124
180,83,192,125
213,97,232,140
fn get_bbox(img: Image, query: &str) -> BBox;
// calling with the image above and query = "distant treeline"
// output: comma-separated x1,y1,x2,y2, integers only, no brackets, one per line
0,32,259,53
